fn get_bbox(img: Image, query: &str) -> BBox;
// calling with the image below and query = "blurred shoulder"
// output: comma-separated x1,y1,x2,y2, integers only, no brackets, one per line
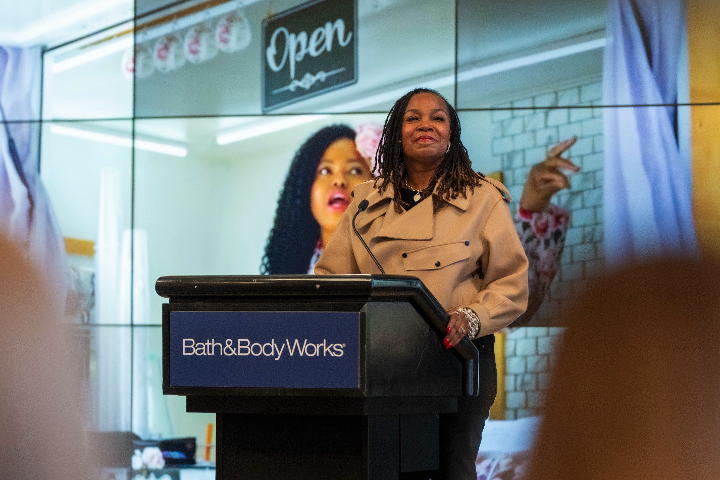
477,173,511,203
350,179,375,198
351,178,388,200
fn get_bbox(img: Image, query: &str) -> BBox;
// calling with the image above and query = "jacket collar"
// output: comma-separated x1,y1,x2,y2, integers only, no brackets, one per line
353,179,472,240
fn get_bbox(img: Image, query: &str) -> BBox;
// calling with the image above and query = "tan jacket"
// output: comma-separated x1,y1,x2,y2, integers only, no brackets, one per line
315,177,529,337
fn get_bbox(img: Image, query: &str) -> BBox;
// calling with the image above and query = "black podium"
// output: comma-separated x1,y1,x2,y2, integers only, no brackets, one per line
157,274,480,480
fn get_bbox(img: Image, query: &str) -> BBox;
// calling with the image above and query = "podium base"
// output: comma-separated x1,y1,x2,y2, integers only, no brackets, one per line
216,412,440,480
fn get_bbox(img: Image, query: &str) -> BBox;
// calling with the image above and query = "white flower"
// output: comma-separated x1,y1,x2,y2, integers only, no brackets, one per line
131,449,144,470
141,446,165,470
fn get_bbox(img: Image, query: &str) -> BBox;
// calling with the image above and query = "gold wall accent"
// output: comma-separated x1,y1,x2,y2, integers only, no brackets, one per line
64,237,95,257
488,170,506,420
489,331,506,420
688,0,720,257
487,171,504,183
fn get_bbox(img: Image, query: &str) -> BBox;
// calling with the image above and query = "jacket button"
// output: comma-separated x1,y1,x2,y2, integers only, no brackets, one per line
435,261,441,267
465,241,470,246
402,253,407,258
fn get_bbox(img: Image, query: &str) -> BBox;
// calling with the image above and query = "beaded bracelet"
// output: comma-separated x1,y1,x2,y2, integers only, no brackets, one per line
455,307,480,340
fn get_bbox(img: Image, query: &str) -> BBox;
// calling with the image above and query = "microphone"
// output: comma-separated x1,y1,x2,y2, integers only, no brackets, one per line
352,199,385,274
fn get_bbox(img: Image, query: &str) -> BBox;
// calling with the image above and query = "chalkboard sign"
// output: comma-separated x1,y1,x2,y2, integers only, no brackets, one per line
262,0,357,112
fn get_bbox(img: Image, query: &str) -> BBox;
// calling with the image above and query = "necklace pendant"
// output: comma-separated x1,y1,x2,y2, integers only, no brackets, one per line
413,192,421,202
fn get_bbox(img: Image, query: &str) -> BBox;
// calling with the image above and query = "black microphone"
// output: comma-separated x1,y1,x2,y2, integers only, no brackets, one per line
352,199,385,274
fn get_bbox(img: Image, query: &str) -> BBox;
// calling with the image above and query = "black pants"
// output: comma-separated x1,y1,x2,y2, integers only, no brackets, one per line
437,334,498,480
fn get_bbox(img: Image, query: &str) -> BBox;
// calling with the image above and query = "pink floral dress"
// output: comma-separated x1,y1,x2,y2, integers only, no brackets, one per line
512,203,570,327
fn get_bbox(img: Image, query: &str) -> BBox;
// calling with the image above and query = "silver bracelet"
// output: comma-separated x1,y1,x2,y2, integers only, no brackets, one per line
455,307,480,340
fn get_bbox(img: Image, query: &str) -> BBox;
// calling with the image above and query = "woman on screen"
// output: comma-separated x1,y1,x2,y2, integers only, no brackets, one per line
260,124,376,274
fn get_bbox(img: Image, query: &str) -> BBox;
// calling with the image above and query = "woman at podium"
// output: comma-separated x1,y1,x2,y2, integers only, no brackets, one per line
315,87,529,480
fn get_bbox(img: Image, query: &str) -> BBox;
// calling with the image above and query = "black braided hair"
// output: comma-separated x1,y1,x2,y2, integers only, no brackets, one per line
260,124,357,274
374,88,482,212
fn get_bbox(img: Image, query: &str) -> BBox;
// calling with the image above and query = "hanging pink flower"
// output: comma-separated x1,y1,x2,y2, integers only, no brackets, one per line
121,48,134,79
215,12,251,53
122,45,155,80
184,23,218,64
355,121,382,173
153,34,186,73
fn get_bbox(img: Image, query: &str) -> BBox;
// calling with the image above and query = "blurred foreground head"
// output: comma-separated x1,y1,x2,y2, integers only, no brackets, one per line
0,234,89,479
525,258,720,480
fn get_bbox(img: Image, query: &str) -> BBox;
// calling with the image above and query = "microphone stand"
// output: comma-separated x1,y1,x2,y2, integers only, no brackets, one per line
352,200,385,274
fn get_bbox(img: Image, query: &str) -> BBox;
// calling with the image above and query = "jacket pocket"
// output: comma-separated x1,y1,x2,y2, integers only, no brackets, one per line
402,241,472,271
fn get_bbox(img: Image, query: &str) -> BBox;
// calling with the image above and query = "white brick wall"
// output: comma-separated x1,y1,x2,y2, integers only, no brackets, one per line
494,81,606,419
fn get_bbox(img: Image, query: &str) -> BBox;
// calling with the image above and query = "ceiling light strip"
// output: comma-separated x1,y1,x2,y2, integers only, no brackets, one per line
216,115,330,145
1,0,132,46
52,35,134,73
457,37,607,83
50,124,187,157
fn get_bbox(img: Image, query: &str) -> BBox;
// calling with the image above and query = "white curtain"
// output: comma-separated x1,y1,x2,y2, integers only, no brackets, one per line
603,0,698,265
95,171,168,437
0,46,67,308
95,167,132,430
125,229,172,439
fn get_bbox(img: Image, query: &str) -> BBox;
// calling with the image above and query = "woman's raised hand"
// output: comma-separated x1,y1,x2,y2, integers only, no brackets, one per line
519,136,580,213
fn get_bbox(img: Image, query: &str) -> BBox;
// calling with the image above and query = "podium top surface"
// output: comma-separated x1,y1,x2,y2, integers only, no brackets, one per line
155,274,429,300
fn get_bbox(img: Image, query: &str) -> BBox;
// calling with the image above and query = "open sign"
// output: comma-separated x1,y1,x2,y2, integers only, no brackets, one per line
262,0,357,112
